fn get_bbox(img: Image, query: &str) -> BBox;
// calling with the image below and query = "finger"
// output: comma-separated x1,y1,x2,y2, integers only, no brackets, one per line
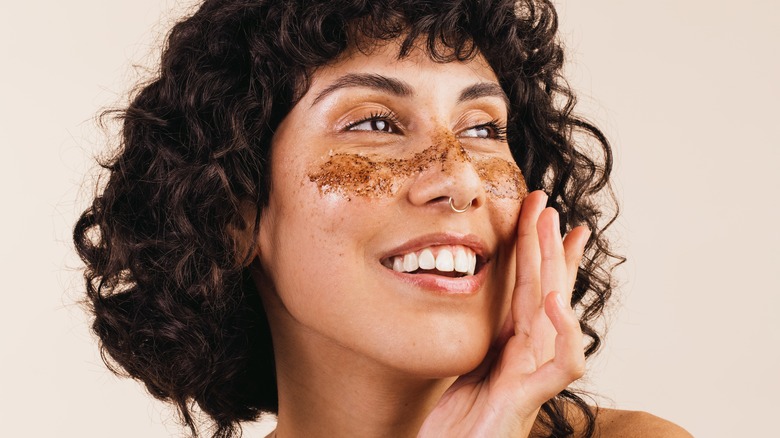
561,226,591,299
493,309,514,350
522,291,586,404
537,207,567,303
513,191,548,332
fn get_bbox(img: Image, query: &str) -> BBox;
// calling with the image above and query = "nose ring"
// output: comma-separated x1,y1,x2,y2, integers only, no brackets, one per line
448,197,471,213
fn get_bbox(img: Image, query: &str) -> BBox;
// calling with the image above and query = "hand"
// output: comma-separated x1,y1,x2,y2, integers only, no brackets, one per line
418,190,590,437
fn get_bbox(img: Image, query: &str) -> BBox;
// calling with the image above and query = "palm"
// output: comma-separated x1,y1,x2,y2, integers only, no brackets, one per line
419,191,589,437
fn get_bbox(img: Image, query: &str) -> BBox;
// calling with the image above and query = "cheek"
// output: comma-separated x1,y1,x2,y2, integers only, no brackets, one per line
259,171,387,309
477,154,527,246
484,176,525,325
258,201,358,353
485,166,526,241
492,199,522,247
474,156,529,202
308,153,403,198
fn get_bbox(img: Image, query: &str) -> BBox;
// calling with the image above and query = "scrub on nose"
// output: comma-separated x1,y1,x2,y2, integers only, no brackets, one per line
308,131,528,200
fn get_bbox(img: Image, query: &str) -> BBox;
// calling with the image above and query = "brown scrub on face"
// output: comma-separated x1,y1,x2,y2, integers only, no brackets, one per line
308,131,528,200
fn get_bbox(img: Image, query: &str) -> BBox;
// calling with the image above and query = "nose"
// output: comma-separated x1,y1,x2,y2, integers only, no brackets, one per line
406,135,485,212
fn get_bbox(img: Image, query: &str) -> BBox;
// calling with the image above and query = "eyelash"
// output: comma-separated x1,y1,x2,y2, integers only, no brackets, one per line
345,110,403,133
345,111,508,142
472,120,508,142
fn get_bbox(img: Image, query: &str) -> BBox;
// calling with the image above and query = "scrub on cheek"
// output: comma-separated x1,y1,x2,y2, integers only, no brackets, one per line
308,131,529,200
473,157,527,200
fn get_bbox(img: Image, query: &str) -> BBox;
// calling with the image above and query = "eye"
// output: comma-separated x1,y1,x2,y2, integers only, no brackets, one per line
345,111,401,134
460,120,508,142
351,119,393,132
461,126,492,139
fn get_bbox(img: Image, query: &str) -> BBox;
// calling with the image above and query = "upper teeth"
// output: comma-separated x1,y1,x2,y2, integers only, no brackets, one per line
385,245,477,276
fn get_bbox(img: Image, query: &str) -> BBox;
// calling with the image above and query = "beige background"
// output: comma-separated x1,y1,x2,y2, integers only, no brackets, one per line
1,1,777,436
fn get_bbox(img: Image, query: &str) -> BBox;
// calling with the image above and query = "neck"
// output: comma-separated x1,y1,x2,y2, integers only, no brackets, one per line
267,302,454,438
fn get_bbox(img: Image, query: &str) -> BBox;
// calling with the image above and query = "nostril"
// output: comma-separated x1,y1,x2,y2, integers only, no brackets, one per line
448,197,472,213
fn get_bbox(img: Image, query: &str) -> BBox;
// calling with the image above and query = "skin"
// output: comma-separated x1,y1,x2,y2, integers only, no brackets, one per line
251,40,691,437
307,127,527,200
590,409,694,437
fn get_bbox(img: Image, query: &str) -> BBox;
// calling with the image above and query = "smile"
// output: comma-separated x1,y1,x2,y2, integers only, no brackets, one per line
380,244,482,278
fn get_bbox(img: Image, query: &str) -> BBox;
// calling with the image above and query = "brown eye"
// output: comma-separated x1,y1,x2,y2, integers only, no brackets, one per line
345,110,402,134
459,121,508,142
351,119,394,133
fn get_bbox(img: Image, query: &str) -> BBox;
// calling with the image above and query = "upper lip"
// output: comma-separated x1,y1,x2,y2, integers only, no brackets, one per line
379,232,490,262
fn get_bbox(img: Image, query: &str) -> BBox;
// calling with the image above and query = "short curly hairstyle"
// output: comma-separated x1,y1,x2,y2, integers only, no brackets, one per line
74,0,622,437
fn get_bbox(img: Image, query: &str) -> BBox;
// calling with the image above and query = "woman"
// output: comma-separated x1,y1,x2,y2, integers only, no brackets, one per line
75,0,690,436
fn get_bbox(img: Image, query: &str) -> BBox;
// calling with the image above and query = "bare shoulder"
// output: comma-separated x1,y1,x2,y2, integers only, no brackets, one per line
594,407,693,438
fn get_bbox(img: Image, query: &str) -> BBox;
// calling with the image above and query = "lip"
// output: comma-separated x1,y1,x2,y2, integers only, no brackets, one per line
382,264,488,295
379,232,491,296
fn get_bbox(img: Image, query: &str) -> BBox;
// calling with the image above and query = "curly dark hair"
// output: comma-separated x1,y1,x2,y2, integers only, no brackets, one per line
74,0,622,436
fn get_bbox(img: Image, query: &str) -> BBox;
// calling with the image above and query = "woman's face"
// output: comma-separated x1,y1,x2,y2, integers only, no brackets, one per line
256,40,527,377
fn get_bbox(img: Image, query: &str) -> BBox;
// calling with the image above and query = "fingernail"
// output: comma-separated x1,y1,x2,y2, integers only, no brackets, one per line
582,227,592,248
552,209,560,233
555,292,568,309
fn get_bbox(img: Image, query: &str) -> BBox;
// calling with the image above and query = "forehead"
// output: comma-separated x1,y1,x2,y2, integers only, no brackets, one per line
305,38,502,99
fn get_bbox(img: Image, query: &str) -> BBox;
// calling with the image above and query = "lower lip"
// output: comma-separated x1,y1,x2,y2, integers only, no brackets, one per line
383,265,487,295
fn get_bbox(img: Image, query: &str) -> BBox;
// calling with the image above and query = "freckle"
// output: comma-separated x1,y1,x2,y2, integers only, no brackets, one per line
473,156,528,200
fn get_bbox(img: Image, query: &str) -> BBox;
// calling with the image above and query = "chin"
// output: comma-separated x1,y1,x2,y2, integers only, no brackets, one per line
384,322,496,379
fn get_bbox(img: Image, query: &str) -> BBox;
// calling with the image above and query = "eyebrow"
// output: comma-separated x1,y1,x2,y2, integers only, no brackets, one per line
311,73,414,106
310,73,509,109
458,82,509,108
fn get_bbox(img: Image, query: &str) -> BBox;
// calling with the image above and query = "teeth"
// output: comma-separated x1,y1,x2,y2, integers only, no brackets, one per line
418,249,436,270
385,245,479,276
435,249,454,272
393,256,404,272
454,247,469,273
403,252,419,272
